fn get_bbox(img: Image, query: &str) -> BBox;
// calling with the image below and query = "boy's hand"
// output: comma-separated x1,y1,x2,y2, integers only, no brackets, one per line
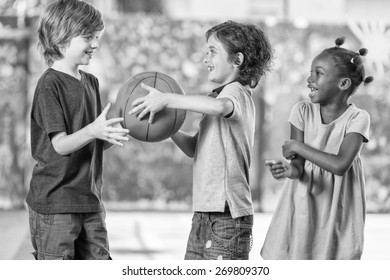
128,83,168,124
265,159,293,180
89,103,130,147
108,122,130,145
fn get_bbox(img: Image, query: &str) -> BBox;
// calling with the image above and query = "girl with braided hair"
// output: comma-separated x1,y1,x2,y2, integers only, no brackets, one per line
261,37,373,260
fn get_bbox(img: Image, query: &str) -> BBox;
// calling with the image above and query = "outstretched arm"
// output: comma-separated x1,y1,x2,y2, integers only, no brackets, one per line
128,83,233,123
283,132,364,176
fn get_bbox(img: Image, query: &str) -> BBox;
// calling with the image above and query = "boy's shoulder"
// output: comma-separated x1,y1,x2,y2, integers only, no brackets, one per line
37,68,59,84
34,68,62,95
37,68,98,88
37,68,71,88
225,81,248,90
219,82,251,96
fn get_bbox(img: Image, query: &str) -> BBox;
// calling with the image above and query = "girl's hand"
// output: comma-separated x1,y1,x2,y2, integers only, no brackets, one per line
89,103,130,147
265,159,293,180
282,140,299,160
129,83,168,124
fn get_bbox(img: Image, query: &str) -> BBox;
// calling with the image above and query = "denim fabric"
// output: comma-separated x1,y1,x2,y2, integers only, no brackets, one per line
28,207,111,260
184,206,253,260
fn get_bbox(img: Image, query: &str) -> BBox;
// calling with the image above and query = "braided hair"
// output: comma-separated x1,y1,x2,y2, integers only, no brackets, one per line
321,37,373,95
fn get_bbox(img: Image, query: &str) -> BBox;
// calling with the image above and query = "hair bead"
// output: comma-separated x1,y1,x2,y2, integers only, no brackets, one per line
363,76,374,85
358,48,368,56
322,37,374,94
335,37,345,47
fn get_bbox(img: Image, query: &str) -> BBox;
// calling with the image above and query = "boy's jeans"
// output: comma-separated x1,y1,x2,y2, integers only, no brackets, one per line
28,207,111,260
184,206,253,260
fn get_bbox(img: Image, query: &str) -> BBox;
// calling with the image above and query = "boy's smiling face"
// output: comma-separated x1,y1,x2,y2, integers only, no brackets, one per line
61,31,103,69
204,33,240,85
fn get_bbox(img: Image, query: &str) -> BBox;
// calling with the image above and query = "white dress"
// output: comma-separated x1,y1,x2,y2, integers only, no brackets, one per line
261,101,370,259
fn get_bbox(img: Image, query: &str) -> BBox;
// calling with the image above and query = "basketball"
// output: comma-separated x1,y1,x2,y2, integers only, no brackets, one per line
115,72,186,142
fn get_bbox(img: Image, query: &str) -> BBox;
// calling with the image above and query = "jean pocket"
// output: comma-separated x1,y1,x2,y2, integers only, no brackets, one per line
210,217,237,242
209,217,253,260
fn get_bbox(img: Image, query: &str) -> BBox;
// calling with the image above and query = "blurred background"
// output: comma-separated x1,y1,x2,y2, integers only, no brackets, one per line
0,0,390,260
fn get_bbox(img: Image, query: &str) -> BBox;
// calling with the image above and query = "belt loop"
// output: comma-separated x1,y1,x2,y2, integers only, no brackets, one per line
206,212,211,223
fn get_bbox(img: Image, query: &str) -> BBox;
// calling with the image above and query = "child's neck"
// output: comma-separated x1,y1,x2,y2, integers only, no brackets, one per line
320,102,350,124
51,61,81,80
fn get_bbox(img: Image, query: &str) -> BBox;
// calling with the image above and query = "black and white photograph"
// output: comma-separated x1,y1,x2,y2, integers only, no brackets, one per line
0,0,389,279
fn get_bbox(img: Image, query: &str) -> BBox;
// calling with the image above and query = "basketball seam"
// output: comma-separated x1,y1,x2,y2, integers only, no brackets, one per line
124,79,144,136
145,73,158,142
121,72,183,142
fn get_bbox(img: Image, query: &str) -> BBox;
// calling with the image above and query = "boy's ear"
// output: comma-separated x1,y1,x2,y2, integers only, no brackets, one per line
58,44,66,55
234,52,244,67
338,77,352,90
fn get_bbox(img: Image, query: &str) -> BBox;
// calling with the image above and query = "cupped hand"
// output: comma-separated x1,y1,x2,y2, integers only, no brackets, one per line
89,103,130,146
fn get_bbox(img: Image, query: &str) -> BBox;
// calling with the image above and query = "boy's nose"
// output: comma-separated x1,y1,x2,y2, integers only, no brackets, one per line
91,39,99,49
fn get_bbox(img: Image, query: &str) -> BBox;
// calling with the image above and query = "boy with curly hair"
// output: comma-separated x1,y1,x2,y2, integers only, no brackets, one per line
130,21,273,260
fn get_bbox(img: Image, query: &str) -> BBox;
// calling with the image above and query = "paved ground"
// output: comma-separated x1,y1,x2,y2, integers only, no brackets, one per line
1,210,390,260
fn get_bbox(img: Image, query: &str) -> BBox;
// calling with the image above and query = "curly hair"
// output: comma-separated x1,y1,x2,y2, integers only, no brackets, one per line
205,20,273,88
320,37,373,95
37,0,104,67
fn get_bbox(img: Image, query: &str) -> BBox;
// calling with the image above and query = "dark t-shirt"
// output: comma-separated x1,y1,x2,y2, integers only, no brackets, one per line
27,68,104,214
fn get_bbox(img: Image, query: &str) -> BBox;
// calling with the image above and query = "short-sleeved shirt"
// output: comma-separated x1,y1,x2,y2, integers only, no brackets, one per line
261,101,370,259
193,82,255,218
290,101,369,148
27,68,104,214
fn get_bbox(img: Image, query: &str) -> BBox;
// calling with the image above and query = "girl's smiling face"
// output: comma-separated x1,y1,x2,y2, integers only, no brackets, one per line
204,33,240,85
307,53,342,104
